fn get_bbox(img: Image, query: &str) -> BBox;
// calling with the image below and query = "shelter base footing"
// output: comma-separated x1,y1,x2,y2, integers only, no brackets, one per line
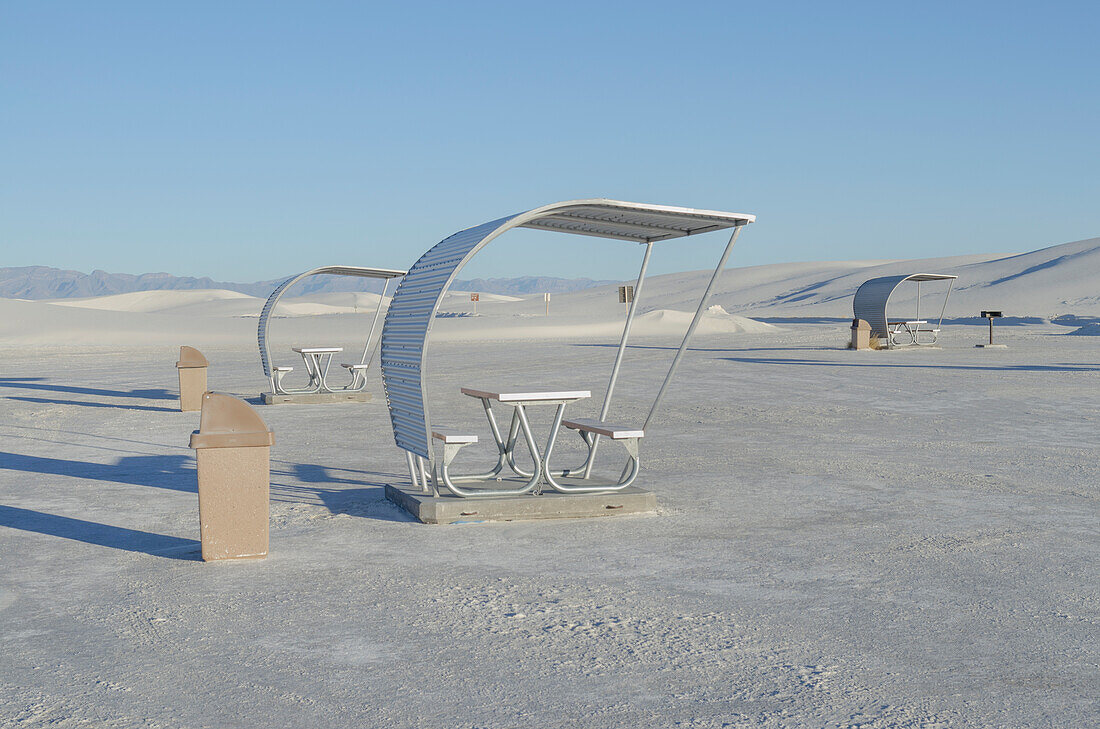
384,483,656,524
975,344,1008,349
885,345,943,351
261,391,371,405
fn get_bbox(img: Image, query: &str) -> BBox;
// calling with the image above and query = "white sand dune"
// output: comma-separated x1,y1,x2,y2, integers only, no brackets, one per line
430,305,780,342
282,292,388,309
700,237,1100,320
446,290,524,303
44,288,257,313
0,298,253,346
36,289,395,321
2,236,1096,346
638,305,780,334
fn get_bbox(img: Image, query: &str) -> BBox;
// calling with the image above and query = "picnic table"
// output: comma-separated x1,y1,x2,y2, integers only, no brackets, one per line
888,320,941,346
430,387,591,497
257,265,406,400
291,347,343,393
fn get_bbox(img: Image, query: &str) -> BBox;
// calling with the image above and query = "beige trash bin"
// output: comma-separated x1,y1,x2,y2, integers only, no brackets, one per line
189,392,274,562
850,318,871,350
176,346,210,412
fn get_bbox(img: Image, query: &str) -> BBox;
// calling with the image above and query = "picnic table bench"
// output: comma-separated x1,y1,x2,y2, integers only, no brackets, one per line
422,388,645,497
270,348,381,395
888,320,941,346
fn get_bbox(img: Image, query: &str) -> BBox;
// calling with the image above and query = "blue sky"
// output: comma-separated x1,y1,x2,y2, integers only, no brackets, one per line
2,1,1097,282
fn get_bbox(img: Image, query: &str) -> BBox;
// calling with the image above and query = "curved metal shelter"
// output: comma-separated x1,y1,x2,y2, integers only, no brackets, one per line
258,265,405,393
853,273,958,346
380,199,755,493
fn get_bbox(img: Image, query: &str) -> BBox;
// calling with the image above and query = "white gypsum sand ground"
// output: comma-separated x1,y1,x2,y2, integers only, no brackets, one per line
0,239,1097,727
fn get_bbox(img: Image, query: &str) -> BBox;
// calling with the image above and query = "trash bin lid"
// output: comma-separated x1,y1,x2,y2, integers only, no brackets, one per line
189,393,275,449
176,345,210,369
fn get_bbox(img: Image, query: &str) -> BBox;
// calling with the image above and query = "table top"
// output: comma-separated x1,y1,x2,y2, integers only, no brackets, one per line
461,387,591,403
293,347,344,354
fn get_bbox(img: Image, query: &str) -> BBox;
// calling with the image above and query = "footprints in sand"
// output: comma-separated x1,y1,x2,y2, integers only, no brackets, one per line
793,662,837,689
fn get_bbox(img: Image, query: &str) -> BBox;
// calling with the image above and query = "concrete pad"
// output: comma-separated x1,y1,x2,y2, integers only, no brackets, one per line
975,343,1008,349
886,345,943,351
384,483,657,524
261,391,371,405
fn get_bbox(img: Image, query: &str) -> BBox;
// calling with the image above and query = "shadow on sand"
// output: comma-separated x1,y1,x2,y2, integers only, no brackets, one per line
271,463,412,522
0,378,175,401
573,342,838,353
0,447,408,525
0,504,199,560
5,395,178,413
720,356,1100,373
0,452,196,492
1,424,190,454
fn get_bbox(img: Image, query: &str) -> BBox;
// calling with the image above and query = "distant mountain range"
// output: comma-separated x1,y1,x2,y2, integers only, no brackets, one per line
0,266,618,300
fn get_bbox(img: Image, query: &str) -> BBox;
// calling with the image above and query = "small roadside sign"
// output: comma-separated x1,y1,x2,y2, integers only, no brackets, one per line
618,285,634,304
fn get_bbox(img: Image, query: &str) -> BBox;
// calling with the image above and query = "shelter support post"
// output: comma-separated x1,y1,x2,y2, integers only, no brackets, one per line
417,456,432,495
582,241,654,479
405,450,423,492
642,223,746,432
359,278,391,367
937,277,955,329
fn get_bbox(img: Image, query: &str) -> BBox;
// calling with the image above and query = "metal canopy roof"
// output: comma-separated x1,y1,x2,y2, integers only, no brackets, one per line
518,200,755,243
853,273,958,339
258,265,406,379
895,273,958,283
381,199,755,460
289,265,405,279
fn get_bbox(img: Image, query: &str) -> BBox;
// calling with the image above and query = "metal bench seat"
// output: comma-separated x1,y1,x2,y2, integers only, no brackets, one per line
271,366,294,393
431,428,478,444
339,362,372,390
545,418,643,493
563,418,644,440
428,427,539,498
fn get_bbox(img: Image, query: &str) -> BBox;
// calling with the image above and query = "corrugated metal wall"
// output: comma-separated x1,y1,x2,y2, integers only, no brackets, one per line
853,275,909,338
257,274,298,378
380,216,516,458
